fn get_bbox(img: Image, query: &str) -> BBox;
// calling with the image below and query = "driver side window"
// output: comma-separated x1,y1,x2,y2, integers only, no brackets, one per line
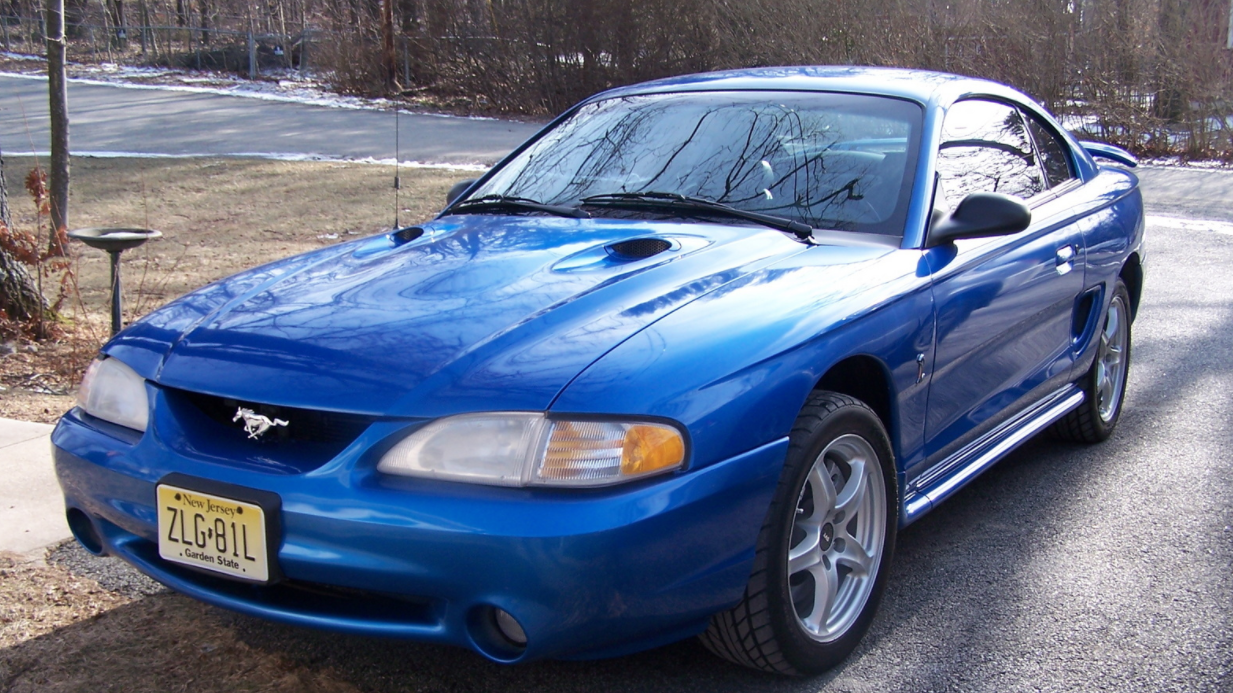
936,100,1044,210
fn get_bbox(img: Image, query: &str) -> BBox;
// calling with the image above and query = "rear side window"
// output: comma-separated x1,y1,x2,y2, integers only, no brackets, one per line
936,100,1043,209
1025,114,1074,189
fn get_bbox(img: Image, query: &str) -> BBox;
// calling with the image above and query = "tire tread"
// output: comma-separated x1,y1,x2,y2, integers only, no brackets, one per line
699,392,870,675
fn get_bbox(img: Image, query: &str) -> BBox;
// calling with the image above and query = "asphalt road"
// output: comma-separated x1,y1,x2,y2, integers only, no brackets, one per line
1,72,1230,215
0,74,543,164
7,74,1233,691
184,223,1233,692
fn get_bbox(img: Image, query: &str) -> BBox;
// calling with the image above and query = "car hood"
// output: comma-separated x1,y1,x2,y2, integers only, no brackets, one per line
106,215,826,416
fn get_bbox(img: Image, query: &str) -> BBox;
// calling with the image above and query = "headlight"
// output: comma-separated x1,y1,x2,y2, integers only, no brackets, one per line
376,413,686,487
77,356,149,432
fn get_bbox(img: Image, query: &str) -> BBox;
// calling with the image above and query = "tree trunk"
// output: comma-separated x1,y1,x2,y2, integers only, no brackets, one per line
1153,0,1188,122
0,145,9,229
198,0,208,44
47,0,69,255
0,149,47,323
381,0,398,92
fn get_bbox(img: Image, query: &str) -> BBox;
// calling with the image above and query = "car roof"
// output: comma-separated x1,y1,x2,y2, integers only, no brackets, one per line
587,66,1031,110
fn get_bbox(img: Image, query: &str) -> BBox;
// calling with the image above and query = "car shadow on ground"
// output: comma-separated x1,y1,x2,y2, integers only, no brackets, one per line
211,434,1135,692
12,228,1230,692
217,255,1230,692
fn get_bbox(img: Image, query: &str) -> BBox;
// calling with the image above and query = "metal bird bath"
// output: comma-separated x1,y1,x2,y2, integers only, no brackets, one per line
66,227,162,336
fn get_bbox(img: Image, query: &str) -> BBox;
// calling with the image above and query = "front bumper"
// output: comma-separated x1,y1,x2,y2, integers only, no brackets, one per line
52,403,785,662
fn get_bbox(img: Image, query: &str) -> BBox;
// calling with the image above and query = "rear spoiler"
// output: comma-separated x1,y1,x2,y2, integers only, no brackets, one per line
1080,142,1138,168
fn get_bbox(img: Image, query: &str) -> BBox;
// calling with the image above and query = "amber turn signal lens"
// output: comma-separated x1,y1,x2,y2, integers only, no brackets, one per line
622,424,685,476
535,420,685,485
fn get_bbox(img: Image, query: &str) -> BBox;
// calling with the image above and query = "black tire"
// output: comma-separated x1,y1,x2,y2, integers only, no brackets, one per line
1052,279,1132,443
699,392,898,675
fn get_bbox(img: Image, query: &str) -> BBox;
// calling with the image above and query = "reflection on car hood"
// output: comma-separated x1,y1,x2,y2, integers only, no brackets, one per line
107,216,842,416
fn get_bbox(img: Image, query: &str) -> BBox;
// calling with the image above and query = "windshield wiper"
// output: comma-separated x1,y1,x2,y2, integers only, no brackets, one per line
581,191,813,240
447,194,590,219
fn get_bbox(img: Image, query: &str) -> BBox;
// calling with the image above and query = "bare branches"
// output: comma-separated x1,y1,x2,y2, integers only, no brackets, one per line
2,0,1226,157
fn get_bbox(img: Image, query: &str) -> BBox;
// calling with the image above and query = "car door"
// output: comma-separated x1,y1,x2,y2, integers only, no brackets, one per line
916,98,1086,473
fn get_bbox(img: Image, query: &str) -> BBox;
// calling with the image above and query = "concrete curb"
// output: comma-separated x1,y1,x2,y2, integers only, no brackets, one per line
0,417,71,557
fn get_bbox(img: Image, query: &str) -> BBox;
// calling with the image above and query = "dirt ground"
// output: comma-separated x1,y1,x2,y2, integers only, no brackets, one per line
0,551,361,692
0,156,465,422
0,157,477,691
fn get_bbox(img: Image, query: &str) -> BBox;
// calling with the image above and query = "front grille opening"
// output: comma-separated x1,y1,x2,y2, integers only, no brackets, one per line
183,390,372,446
163,388,378,473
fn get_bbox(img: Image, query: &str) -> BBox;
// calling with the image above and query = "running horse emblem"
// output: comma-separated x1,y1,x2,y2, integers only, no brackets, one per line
233,407,290,440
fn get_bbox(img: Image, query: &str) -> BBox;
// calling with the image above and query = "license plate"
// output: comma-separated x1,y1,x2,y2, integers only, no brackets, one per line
157,484,271,582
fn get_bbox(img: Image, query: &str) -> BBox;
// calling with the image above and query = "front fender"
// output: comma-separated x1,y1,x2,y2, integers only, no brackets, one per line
551,245,935,476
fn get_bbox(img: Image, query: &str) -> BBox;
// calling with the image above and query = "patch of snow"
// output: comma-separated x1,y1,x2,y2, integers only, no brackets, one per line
0,66,498,120
1141,158,1233,171
1059,113,1101,130
1146,215,1233,236
0,51,45,62
75,63,184,79
19,149,489,171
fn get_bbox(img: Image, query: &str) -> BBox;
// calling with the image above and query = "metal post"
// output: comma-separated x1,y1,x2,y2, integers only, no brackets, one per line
1227,0,1233,49
2,16,10,52
67,228,161,336
108,250,122,335
248,30,255,78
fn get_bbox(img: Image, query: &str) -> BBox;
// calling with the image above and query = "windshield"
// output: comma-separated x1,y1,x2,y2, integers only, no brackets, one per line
467,91,923,236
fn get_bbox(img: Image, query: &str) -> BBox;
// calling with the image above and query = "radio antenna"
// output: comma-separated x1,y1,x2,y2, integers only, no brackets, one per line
394,105,401,229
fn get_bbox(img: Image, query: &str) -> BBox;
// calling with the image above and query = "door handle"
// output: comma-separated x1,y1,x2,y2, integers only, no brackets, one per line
1055,245,1076,275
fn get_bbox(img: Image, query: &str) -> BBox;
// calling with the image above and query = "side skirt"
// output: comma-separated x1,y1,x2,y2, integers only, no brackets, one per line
901,385,1084,526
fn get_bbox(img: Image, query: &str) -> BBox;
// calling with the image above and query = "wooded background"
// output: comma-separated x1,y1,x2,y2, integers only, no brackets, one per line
2,0,1231,158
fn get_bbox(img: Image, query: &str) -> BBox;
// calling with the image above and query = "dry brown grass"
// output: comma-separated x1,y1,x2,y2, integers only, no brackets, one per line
0,553,360,692
0,156,468,422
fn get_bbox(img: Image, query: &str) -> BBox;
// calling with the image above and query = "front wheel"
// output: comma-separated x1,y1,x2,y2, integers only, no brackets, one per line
700,392,898,675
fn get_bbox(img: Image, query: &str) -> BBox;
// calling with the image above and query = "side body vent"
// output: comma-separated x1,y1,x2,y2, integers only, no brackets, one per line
606,238,672,260
394,226,425,243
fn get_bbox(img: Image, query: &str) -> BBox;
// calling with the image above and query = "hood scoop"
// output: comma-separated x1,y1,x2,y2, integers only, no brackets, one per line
606,237,672,260
394,226,426,243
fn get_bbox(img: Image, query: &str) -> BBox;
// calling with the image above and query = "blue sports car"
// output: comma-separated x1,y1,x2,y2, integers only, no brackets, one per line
53,66,1144,675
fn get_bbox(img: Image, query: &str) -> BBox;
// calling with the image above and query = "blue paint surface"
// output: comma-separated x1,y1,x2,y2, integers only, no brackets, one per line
55,66,1144,662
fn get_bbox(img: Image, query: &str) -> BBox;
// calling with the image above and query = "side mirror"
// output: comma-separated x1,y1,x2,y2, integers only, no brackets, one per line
927,192,1031,247
446,179,478,205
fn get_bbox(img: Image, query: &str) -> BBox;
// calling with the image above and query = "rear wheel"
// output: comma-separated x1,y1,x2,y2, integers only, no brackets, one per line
700,392,897,675
1053,279,1132,443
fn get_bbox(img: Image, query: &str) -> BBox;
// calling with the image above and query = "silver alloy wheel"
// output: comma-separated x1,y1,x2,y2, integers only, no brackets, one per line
788,433,886,642
1096,295,1129,423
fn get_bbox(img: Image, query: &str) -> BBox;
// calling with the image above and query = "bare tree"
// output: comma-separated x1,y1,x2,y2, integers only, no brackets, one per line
47,0,69,254
14,0,1231,159
0,148,48,323
381,0,397,91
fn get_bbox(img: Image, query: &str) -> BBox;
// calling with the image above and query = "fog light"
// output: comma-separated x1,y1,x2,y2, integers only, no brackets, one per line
494,608,527,646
